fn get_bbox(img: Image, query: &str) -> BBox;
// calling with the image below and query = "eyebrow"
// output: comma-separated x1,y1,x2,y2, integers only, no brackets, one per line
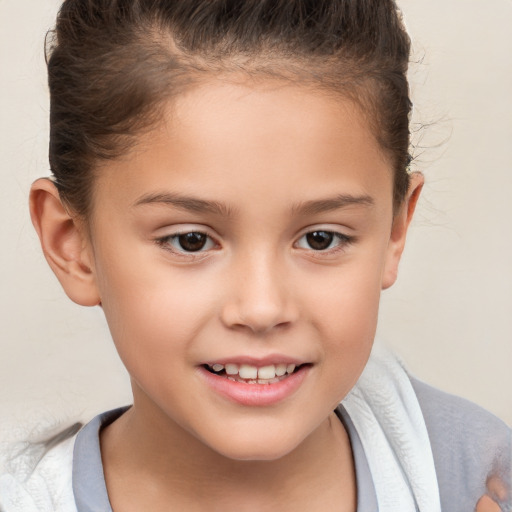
133,192,234,216
291,194,375,215
133,192,374,217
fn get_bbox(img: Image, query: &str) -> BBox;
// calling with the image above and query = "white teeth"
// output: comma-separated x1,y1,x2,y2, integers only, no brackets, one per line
225,363,239,375
209,362,301,381
257,365,276,380
239,364,258,379
275,364,287,377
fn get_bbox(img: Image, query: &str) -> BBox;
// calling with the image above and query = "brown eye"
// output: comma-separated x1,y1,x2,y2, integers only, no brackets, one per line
157,231,216,254
305,231,335,250
177,232,209,252
295,230,352,252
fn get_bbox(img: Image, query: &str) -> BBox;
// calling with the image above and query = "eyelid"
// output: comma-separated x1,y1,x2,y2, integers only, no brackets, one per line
154,225,220,258
293,226,354,254
294,224,353,241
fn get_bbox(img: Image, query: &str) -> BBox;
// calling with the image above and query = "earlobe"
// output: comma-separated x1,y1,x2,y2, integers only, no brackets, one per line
381,172,424,290
29,178,100,306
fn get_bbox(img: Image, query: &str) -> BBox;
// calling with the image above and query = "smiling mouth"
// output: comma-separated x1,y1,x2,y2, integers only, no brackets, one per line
203,362,307,384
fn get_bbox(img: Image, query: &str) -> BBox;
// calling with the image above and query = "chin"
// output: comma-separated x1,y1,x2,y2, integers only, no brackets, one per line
218,446,295,462
206,428,305,462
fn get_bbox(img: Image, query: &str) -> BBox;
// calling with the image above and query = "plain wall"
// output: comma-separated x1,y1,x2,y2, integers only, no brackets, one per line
0,0,510,453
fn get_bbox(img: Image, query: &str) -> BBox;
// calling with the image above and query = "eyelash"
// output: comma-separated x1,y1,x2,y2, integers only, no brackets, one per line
155,231,218,258
155,229,353,257
294,230,353,254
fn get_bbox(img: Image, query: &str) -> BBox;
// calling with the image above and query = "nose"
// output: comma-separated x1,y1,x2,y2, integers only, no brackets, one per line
220,252,298,335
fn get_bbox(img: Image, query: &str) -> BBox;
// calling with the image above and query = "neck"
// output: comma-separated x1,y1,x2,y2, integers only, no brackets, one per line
101,389,356,511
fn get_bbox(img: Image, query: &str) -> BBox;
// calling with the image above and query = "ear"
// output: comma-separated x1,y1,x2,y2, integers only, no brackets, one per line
29,178,100,306
381,172,424,290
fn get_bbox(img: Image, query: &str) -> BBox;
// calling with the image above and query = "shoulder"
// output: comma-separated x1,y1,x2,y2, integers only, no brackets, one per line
0,433,78,512
0,407,126,512
411,377,511,510
411,376,511,459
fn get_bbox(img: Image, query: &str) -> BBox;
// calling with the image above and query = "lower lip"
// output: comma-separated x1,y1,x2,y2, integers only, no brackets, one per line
198,366,310,407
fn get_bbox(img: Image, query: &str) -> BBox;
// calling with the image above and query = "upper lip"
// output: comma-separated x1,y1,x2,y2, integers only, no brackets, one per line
202,354,309,367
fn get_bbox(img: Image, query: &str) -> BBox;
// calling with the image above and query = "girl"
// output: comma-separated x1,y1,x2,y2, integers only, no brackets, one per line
0,0,510,511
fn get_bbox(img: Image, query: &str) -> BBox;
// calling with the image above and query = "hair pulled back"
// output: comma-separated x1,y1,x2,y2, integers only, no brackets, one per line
47,0,412,217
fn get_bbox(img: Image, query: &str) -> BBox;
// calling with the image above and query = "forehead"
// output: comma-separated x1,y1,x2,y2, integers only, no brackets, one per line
92,79,394,216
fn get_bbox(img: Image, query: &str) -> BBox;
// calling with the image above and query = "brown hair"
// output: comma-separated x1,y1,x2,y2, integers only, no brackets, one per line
46,0,412,217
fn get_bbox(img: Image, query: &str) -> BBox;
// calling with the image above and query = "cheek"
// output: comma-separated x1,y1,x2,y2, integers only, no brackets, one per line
93,244,220,364
306,256,384,331
302,256,384,389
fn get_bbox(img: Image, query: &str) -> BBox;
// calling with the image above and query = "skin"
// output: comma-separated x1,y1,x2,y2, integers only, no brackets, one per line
30,79,501,510
476,476,509,512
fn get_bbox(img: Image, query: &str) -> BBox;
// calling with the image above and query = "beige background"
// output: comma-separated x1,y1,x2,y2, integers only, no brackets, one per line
0,0,510,452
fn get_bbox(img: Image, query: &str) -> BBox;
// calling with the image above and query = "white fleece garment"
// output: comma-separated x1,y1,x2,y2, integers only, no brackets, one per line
0,435,77,512
342,346,442,511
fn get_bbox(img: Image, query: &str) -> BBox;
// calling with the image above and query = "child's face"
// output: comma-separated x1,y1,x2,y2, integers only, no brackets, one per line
84,79,411,460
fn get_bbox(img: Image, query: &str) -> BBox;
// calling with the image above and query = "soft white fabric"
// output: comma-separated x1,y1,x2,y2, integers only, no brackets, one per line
0,347,441,511
342,345,442,512
0,435,77,512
